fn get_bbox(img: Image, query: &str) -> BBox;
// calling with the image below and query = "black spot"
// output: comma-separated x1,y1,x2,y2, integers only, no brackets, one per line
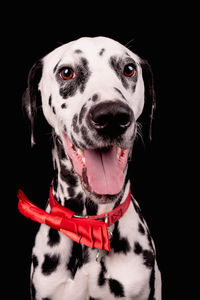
79,58,91,93
49,95,52,106
125,52,130,57
72,113,79,133
149,264,155,300
42,298,51,300
64,192,84,214
42,254,60,275
63,125,67,133
110,221,131,254
61,103,67,109
138,222,145,235
109,56,129,89
67,186,75,197
60,183,64,193
31,281,36,300
108,278,125,297
74,49,83,54
134,241,143,255
92,93,99,102
32,254,38,268
53,163,58,193
78,245,89,270
143,250,154,269
89,297,101,300
70,133,80,148
81,126,94,147
78,140,86,149
52,106,56,114
132,198,144,223
99,48,105,56
79,103,87,124
98,260,107,286
59,82,76,99
67,242,83,278
59,57,91,99
132,83,136,93
146,229,154,250
85,198,98,215
82,246,89,265
55,135,66,160
47,228,61,247
60,163,78,186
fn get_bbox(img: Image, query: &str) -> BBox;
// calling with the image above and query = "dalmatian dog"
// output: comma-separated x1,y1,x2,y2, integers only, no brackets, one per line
22,36,162,299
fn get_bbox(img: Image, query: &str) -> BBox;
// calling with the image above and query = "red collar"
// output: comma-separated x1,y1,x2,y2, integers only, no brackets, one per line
17,187,131,252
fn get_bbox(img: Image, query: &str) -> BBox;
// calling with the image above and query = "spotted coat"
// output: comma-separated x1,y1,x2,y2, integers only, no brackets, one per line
23,36,161,300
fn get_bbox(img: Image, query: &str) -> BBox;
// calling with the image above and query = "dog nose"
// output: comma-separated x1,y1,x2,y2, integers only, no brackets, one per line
88,101,133,137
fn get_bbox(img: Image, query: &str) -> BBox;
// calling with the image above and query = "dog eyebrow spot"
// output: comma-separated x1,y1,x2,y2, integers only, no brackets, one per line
59,57,91,99
99,48,105,56
109,56,129,89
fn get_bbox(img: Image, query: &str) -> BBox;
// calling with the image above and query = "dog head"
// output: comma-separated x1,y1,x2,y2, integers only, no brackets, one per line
23,37,155,198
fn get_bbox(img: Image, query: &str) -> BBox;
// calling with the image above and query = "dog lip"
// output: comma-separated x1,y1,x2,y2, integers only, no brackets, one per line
63,132,128,165
62,132,129,195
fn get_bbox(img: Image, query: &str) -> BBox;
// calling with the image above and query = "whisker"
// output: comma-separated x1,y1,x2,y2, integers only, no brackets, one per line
125,37,136,50
135,122,145,147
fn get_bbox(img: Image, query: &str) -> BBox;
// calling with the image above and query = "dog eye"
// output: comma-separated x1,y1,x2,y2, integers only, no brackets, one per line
59,67,75,80
123,63,136,77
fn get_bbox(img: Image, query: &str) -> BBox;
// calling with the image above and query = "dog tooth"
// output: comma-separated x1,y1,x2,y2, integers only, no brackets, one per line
82,157,86,163
77,149,83,156
116,146,121,159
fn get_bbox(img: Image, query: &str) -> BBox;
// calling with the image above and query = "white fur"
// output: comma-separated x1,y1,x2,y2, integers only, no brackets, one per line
39,37,144,145
28,37,161,299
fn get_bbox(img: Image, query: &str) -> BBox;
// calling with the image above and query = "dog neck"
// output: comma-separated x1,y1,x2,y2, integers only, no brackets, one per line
51,134,129,216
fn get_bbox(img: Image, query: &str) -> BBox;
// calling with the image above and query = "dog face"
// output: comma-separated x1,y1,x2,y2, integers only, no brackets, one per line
23,37,155,197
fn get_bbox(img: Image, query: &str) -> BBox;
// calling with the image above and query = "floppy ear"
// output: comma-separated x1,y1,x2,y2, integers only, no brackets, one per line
22,60,43,146
139,59,156,142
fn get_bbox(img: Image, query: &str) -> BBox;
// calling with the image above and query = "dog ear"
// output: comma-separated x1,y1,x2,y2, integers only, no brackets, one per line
22,60,43,146
139,59,156,142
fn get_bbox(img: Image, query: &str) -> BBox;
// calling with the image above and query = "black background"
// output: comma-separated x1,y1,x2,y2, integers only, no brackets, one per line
3,3,190,299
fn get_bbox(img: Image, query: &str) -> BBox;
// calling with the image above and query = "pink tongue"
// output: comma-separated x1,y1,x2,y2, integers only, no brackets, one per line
84,147,124,195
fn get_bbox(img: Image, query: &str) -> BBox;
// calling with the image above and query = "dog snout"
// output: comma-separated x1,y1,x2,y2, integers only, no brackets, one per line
88,101,133,138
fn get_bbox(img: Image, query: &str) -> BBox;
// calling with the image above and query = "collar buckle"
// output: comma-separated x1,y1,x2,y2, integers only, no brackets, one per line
96,214,112,262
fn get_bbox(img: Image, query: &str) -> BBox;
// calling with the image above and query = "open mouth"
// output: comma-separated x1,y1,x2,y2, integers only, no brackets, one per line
63,133,129,196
